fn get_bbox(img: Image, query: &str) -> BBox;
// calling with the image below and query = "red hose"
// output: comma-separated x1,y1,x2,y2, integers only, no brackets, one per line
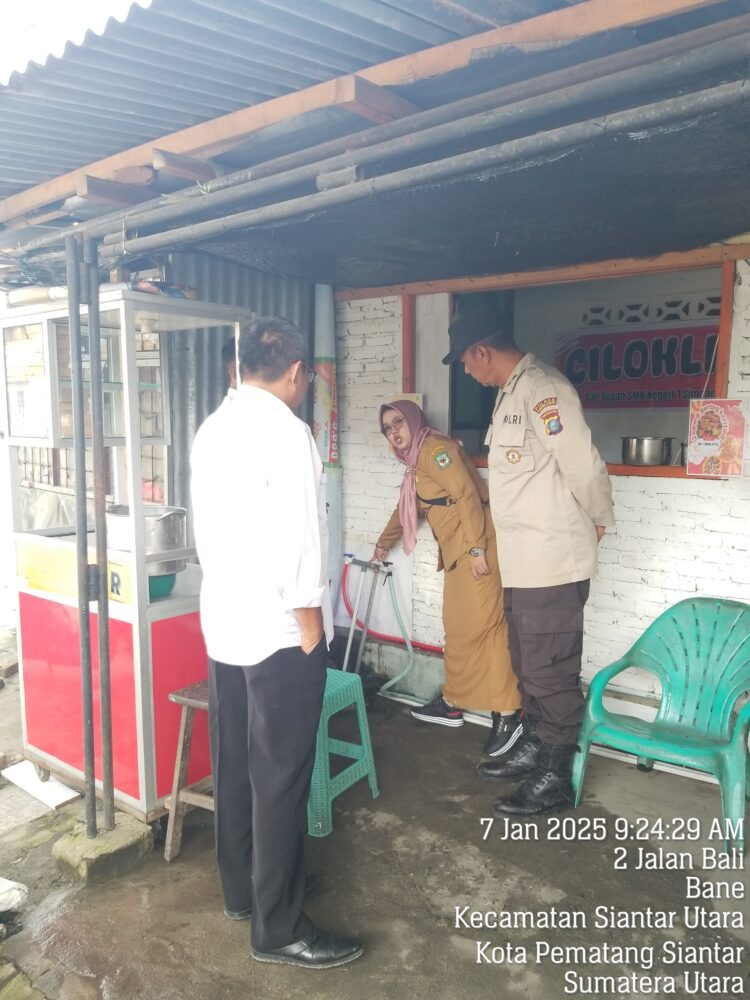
341,561,443,654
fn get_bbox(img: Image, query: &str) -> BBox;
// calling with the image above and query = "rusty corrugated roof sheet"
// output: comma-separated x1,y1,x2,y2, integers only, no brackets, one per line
0,0,585,201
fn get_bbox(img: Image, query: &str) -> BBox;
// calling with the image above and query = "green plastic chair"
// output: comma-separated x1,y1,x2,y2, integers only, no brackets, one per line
573,598,750,850
307,668,380,837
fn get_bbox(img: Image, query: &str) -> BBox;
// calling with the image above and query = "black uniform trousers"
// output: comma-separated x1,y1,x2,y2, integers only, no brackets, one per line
503,581,590,747
208,639,327,951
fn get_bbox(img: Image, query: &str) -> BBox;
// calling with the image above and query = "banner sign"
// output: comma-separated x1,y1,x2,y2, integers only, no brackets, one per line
555,325,718,409
313,357,339,467
687,399,745,478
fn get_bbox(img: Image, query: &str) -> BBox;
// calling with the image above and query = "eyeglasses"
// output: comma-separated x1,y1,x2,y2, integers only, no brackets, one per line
298,362,316,384
381,415,406,437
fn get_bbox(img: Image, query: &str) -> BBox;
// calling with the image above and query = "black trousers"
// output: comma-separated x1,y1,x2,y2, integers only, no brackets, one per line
208,640,327,951
503,581,590,747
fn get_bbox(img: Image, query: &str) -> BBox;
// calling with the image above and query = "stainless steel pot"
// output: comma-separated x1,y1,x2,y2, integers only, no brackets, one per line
106,504,187,576
621,436,673,466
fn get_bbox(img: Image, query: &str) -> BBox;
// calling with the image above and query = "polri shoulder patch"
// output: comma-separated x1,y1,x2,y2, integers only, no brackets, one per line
432,445,452,470
533,395,557,414
540,407,563,435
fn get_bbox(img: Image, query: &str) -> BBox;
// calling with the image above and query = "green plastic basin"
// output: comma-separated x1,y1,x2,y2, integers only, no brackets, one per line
148,573,177,600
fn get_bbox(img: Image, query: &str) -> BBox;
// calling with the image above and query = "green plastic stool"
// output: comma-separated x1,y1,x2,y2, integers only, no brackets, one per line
307,668,380,837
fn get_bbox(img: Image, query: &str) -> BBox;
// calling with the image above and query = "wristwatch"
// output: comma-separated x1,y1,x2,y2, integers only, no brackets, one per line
469,547,485,557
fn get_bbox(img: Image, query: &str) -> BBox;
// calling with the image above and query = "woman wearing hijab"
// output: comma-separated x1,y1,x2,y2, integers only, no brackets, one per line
373,400,521,756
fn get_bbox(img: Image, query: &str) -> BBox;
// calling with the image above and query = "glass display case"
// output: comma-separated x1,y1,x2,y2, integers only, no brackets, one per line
2,288,244,821
0,298,168,447
2,288,240,531
3,322,51,440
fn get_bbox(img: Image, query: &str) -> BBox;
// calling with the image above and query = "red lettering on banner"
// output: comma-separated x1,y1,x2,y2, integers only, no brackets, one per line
554,325,718,409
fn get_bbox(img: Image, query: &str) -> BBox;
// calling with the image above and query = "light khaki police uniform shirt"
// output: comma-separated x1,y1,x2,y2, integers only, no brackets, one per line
486,353,615,589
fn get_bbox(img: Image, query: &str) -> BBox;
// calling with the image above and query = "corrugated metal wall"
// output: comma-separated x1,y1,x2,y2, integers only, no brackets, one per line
166,251,313,521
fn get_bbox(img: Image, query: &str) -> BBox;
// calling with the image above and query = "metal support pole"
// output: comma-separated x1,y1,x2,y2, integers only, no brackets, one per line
66,235,97,839
116,78,750,258
342,562,368,674
84,237,115,831
354,564,381,676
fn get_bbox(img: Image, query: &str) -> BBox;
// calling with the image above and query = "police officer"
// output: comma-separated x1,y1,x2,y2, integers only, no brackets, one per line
442,303,615,816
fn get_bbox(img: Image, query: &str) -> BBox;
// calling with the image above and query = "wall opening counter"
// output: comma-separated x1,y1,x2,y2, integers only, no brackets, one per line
447,264,733,479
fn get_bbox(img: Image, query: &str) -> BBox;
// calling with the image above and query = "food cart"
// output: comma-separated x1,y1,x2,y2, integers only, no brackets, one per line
1,287,242,821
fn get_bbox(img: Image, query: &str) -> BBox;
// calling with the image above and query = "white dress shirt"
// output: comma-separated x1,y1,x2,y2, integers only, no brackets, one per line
191,384,332,666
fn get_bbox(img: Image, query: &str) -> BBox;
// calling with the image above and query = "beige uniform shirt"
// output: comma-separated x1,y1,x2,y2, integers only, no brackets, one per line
486,353,615,588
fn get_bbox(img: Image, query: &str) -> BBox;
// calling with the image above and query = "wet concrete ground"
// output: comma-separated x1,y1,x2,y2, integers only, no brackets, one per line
1,693,748,1000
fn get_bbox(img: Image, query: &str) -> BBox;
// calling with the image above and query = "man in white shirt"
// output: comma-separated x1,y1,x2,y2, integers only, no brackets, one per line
191,317,363,970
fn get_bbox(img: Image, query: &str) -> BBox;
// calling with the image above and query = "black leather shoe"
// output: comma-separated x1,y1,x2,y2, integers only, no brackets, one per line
493,744,575,817
483,711,523,756
251,927,364,969
477,733,543,783
224,873,320,920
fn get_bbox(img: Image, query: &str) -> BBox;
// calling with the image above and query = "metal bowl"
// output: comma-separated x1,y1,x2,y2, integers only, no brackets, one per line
106,504,187,575
621,436,673,466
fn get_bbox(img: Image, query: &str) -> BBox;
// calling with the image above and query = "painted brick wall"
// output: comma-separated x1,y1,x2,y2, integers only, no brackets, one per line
586,263,750,694
336,295,449,650
336,269,750,700
336,295,404,554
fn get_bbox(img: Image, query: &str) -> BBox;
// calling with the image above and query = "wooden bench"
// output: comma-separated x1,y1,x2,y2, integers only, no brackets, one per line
163,680,213,862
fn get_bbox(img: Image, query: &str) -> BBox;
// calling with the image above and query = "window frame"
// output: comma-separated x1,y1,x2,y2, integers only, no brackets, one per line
445,261,734,478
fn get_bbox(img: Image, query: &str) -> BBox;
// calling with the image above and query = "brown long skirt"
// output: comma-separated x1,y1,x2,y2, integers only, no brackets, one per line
441,528,519,714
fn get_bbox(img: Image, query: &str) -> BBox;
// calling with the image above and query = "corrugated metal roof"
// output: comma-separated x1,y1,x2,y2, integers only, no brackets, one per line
165,251,312,522
0,0,150,85
0,0,585,201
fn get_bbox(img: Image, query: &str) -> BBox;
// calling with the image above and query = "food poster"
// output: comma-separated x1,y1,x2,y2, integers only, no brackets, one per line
687,399,746,477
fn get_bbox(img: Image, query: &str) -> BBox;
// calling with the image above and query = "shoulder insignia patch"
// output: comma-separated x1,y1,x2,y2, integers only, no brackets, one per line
540,408,563,435
432,446,452,470
533,396,557,414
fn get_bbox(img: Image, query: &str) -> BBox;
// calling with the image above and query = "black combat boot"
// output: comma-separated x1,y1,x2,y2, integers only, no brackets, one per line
476,731,543,783
492,744,575,817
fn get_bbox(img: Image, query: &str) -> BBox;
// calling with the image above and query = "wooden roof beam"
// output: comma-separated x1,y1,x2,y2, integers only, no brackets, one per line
3,207,70,230
334,76,419,124
70,175,155,208
334,244,750,300
0,0,726,225
152,149,222,182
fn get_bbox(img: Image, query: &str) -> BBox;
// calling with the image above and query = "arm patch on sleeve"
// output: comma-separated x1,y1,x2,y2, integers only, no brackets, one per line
432,446,452,469
533,396,557,414
540,408,563,435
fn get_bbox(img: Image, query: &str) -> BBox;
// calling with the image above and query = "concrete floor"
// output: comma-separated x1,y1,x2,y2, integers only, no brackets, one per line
0,689,748,1000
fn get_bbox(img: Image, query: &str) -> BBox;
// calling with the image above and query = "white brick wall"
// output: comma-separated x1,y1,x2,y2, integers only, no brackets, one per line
336,297,403,556
586,262,750,694
336,268,750,700
336,295,451,651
